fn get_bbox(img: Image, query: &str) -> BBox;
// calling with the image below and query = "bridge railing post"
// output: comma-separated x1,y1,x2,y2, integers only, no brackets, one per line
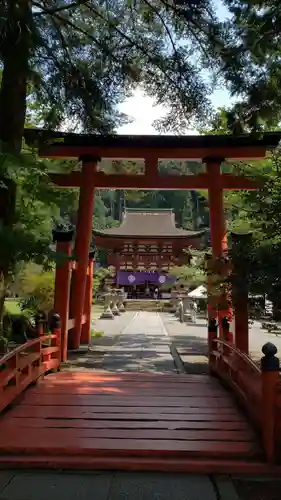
208,318,218,366
35,312,47,337
50,313,62,367
261,342,280,463
222,316,233,344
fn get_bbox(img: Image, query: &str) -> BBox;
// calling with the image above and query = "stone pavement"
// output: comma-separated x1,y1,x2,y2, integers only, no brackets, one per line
160,312,281,366
0,471,240,500
248,320,281,361
64,311,177,372
99,310,175,372
159,313,209,373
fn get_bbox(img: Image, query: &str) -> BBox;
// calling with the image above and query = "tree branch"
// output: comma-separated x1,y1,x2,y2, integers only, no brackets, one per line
32,0,87,16
159,0,219,61
139,0,178,56
33,5,123,67
83,1,189,102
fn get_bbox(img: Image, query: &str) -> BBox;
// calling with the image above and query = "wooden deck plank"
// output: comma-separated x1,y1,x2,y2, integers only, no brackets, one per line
44,373,216,384
0,417,251,430
0,425,254,441
28,386,227,396
18,395,234,408
0,435,260,457
7,407,244,421
46,372,208,379
8,404,241,415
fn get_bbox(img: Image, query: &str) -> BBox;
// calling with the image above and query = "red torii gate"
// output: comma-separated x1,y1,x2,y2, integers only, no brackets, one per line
24,129,281,352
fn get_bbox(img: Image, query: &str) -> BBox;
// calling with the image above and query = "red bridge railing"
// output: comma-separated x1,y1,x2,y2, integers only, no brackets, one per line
210,338,280,464
0,313,61,414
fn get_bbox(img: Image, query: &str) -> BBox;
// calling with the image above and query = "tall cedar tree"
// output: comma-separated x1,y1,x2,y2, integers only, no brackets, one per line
218,1,281,132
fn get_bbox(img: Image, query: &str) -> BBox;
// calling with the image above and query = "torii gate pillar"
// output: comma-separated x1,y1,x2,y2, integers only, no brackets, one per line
205,157,231,332
68,157,98,349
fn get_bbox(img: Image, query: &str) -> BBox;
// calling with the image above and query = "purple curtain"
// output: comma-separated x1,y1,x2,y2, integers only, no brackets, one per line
117,271,175,286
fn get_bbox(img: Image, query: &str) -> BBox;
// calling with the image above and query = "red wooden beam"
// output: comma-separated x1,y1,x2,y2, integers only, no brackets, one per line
40,145,267,160
49,172,259,191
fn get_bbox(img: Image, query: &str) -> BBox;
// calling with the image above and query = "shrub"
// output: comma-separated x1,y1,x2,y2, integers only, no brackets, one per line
92,266,113,298
19,269,55,315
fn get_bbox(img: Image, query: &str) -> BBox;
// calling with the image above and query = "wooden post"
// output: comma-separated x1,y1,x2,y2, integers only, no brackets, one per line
35,312,47,337
261,342,280,463
205,157,231,332
231,232,252,354
50,313,62,369
205,158,227,256
69,156,98,349
53,228,74,361
115,253,120,287
208,317,218,362
222,316,233,343
81,250,95,345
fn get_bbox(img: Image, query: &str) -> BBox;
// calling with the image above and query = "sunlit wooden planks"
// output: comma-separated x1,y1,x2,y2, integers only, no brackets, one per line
0,371,262,470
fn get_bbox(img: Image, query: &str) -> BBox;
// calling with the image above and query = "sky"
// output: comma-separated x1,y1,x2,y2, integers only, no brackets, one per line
117,0,232,135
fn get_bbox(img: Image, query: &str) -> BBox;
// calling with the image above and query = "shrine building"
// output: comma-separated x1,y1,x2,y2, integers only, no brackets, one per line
94,208,206,297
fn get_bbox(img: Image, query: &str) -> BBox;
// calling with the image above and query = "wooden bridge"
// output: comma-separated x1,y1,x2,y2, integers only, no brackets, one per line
1,317,281,474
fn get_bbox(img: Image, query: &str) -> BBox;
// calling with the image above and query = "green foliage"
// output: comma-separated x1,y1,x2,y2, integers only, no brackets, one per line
200,107,281,312
170,252,207,290
19,266,55,315
216,1,281,132
3,300,21,317
92,267,112,299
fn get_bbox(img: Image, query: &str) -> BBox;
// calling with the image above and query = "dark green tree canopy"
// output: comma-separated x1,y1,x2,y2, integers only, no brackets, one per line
0,0,231,149
217,1,281,132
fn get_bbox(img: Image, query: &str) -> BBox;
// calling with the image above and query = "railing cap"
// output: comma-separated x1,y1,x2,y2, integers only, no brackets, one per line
261,342,280,372
208,318,218,333
89,249,96,259
52,228,75,243
50,313,61,330
222,316,230,327
35,312,47,324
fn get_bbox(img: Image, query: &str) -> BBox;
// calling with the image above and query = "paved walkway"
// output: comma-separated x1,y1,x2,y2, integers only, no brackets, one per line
0,471,240,500
64,311,176,373
100,311,175,372
160,314,209,373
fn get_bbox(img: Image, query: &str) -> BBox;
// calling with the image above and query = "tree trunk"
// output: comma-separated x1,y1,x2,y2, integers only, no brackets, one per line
0,0,32,325
0,0,31,152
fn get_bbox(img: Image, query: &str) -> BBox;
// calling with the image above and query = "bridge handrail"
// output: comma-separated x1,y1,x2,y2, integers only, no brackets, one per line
210,337,280,464
210,338,262,425
212,338,261,373
0,314,61,414
0,334,55,364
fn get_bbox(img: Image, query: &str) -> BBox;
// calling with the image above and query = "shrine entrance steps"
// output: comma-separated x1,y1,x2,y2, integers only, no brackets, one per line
0,371,265,473
124,299,171,312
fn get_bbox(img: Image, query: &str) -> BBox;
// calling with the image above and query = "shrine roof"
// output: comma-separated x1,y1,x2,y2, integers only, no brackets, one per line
24,128,281,153
93,209,206,239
